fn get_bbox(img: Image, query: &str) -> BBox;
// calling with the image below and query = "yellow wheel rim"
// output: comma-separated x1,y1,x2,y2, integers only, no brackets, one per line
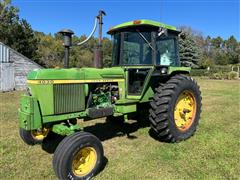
72,147,97,177
174,90,196,131
31,128,49,140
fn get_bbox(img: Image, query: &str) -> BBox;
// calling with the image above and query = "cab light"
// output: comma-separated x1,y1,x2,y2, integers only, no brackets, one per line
161,68,168,74
133,20,141,25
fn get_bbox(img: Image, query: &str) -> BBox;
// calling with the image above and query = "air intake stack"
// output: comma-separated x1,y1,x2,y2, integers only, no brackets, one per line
58,29,74,68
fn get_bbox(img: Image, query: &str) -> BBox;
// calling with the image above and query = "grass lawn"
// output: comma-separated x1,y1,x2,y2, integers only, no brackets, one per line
0,79,239,179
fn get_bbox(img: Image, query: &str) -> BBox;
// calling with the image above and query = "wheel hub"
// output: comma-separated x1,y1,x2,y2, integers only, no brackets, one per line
72,147,97,176
31,128,49,140
174,91,196,131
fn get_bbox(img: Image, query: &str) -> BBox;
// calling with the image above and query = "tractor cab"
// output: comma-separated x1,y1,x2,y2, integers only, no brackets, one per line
108,20,181,96
108,19,181,67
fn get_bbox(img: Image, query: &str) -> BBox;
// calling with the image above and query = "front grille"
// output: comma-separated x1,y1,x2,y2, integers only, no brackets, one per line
53,84,85,114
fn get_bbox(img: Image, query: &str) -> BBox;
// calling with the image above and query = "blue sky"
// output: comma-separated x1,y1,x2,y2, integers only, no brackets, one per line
12,0,240,40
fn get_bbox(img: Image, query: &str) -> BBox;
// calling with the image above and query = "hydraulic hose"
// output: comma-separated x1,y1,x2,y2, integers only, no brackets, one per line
76,17,98,46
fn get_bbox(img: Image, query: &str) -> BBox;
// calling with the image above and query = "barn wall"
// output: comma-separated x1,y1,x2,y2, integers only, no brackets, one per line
0,42,10,63
0,42,14,91
0,42,42,91
10,51,42,90
0,62,15,91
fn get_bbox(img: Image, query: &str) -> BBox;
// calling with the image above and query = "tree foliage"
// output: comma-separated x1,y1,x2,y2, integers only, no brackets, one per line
179,26,239,68
178,26,202,68
1,0,239,69
0,0,38,59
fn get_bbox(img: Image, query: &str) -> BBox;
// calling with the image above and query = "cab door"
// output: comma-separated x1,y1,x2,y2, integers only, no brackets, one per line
126,67,152,99
120,30,155,99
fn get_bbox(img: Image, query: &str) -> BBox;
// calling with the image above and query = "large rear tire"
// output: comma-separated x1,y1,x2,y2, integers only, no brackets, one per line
53,131,103,180
149,74,202,142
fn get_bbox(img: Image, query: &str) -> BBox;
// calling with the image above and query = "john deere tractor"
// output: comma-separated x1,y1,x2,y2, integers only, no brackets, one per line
19,12,201,180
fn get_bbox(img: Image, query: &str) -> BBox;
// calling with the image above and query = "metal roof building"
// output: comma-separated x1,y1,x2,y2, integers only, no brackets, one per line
0,42,42,91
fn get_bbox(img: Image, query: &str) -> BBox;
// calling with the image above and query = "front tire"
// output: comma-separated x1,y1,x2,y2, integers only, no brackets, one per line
149,74,202,142
53,131,103,180
19,128,49,145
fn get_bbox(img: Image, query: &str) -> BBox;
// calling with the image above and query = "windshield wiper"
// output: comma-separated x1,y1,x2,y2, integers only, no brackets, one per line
136,30,155,51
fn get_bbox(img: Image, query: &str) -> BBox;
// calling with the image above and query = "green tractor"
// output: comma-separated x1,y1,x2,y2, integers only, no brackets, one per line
19,12,201,180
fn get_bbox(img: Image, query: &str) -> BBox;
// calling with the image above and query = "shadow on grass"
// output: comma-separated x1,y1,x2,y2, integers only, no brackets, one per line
84,117,150,142
41,132,65,154
41,103,151,154
41,117,150,154
39,117,151,177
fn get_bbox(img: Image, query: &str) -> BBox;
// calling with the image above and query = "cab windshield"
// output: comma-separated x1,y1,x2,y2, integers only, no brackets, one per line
112,31,153,66
112,30,178,66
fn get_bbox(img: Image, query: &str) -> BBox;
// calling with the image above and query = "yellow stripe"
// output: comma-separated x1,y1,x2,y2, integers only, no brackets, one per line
27,79,125,84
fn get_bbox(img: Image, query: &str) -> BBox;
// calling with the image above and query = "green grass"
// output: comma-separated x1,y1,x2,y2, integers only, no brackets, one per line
0,79,239,179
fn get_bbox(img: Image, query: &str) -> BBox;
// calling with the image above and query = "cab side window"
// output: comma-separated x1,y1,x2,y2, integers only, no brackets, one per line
156,38,177,66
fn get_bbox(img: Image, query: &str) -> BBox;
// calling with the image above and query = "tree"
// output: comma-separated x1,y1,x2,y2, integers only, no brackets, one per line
211,36,224,48
225,36,239,64
34,32,64,67
215,51,228,65
102,37,112,67
0,0,38,59
178,26,202,68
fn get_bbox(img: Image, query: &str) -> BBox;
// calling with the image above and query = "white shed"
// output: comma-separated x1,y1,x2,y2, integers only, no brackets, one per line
0,42,42,91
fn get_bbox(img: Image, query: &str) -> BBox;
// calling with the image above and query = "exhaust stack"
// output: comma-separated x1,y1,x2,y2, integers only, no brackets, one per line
58,29,74,68
94,10,106,68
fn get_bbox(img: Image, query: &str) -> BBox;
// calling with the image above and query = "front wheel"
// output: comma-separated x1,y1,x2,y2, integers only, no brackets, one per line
53,131,103,180
19,128,49,145
149,74,202,142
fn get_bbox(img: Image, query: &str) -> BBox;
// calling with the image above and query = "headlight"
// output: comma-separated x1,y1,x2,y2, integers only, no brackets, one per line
161,67,168,74
26,87,32,96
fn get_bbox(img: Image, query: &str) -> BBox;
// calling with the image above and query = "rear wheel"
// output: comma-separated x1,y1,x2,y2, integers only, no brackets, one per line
149,74,202,142
19,127,49,145
53,131,103,180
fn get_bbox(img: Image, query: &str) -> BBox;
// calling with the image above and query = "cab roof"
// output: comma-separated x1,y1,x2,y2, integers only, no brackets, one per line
107,19,177,34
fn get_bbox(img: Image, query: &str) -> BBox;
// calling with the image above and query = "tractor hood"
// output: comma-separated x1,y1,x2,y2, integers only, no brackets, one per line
27,67,125,81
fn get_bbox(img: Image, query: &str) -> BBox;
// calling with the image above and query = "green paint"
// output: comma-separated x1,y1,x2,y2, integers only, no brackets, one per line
42,111,87,123
115,104,137,114
108,19,177,34
126,95,141,100
19,95,42,130
115,99,139,104
168,66,191,74
52,124,81,136
29,84,54,115
84,84,89,96
138,68,155,100
140,86,154,102
28,67,124,80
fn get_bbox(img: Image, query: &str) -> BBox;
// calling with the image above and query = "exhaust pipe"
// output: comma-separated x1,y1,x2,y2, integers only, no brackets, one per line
94,10,106,68
58,10,105,69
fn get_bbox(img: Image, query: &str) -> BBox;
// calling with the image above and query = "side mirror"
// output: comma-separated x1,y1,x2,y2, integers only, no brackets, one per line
178,32,186,39
158,28,168,37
